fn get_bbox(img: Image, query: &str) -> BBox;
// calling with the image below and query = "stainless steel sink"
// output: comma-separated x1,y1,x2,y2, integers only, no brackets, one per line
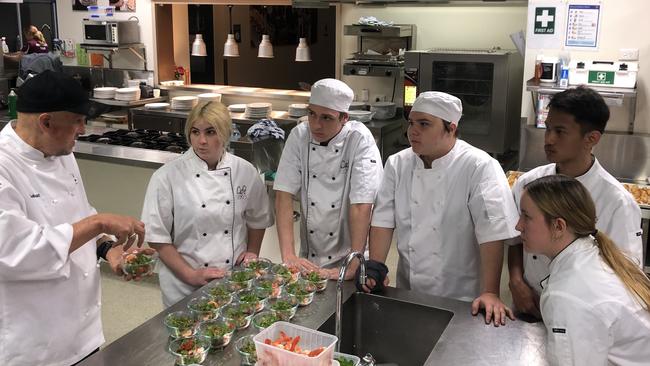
318,292,454,365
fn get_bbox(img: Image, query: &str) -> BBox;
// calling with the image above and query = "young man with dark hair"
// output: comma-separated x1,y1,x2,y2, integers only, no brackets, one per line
508,86,643,319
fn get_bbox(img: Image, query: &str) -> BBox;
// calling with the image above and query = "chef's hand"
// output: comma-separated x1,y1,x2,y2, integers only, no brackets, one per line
283,254,319,273
98,214,145,250
471,292,515,327
185,267,226,287
509,277,542,320
236,252,258,265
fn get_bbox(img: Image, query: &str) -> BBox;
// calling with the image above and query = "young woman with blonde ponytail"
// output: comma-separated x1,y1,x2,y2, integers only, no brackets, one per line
516,174,650,366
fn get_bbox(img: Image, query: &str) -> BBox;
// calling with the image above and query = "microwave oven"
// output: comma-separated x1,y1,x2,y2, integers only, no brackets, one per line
404,48,523,154
82,19,140,46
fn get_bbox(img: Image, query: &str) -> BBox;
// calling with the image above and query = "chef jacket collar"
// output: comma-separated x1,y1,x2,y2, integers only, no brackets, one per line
309,123,350,150
187,147,230,171
548,236,593,274
555,155,600,182
413,139,458,170
2,121,56,162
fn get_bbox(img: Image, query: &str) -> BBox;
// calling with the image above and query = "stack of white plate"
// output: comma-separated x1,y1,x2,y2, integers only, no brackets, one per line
245,102,272,119
228,104,247,113
171,96,199,110
197,93,222,103
93,87,117,99
144,102,170,110
288,103,308,118
114,87,141,101
127,79,147,87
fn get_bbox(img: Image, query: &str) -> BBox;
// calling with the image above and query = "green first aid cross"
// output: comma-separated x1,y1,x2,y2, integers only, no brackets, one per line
534,7,556,34
588,71,615,85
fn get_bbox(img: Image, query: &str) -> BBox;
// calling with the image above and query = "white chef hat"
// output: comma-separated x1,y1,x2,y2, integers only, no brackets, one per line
411,91,463,126
309,78,354,113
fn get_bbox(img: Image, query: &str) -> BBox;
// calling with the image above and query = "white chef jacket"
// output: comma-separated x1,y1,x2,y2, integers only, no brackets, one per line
372,140,519,301
274,121,382,267
142,148,273,307
512,160,643,294
0,123,104,366
540,236,650,366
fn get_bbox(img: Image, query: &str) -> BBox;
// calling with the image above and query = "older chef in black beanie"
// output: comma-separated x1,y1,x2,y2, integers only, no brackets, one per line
0,70,149,366
362,91,520,327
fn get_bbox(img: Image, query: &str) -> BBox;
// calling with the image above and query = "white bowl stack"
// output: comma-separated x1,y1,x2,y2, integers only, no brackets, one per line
228,104,247,113
197,93,222,103
288,103,308,118
93,87,117,99
127,79,147,87
114,87,141,101
245,102,272,119
171,96,199,110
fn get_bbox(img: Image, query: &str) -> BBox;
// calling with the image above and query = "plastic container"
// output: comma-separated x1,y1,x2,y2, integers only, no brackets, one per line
187,296,221,321
164,311,198,338
254,273,285,299
303,270,328,292
197,319,236,349
285,279,317,306
370,102,396,120
252,310,281,332
266,294,299,321
334,352,361,366
226,268,255,291
121,250,155,277
347,110,374,123
235,335,258,365
242,257,273,278
168,335,211,365
221,302,256,330
254,322,337,366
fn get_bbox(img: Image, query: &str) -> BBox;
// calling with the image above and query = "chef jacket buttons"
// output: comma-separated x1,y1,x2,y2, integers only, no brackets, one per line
312,174,316,178
309,230,314,234
204,263,209,267
226,259,230,264
225,230,229,234
331,204,335,208
224,172,228,176
196,174,200,178
328,256,332,260
201,204,206,208
202,233,207,237
331,177,335,181
226,200,230,205
329,232,333,236
311,253,315,257
311,202,315,206
312,147,316,151
533,255,538,260
335,149,339,153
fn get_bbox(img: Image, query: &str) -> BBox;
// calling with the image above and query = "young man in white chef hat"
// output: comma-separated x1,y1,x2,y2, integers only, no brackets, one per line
362,91,519,326
274,78,383,279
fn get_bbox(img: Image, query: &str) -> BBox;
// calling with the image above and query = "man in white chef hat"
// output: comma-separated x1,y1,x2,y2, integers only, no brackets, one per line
274,78,383,279
362,91,519,326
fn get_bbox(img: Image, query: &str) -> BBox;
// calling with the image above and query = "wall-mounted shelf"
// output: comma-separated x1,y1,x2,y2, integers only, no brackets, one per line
80,43,147,70
526,78,638,132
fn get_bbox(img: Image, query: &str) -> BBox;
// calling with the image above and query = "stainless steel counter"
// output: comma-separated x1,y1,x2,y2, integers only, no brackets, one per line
78,282,548,366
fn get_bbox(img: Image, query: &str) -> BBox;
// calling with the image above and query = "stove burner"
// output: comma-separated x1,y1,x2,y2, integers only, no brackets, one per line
79,129,189,153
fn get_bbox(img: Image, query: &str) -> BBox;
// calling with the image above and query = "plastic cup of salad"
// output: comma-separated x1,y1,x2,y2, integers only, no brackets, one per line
226,268,256,291
221,301,255,330
304,270,329,292
164,310,197,339
234,335,258,365
252,310,280,332
168,335,211,365
203,280,235,300
242,257,273,278
254,273,285,299
285,279,317,307
187,296,221,322
270,263,301,285
121,250,155,277
266,294,299,321
197,318,236,350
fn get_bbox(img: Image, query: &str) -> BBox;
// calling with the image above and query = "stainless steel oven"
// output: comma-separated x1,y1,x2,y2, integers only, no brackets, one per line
404,48,523,154
82,19,140,46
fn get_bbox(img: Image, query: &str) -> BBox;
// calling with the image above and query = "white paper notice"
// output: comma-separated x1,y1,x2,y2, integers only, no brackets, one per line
565,3,602,49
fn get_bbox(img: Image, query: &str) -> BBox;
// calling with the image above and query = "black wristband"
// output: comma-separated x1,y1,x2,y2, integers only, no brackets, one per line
96,241,115,261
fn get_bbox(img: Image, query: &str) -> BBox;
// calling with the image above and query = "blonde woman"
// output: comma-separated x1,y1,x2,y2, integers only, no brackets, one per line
141,101,274,307
516,174,650,365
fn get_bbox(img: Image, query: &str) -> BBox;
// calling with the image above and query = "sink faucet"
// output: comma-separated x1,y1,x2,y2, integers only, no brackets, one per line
335,251,366,352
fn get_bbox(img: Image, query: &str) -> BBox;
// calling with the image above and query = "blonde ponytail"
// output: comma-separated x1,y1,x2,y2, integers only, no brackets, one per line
525,174,650,313
594,231,650,311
